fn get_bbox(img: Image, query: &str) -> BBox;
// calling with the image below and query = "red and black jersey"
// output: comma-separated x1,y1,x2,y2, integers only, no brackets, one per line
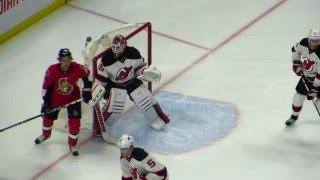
42,62,90,107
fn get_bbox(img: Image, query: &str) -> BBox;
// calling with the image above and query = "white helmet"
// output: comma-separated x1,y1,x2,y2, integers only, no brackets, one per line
308,29,320,41
117,134,134,149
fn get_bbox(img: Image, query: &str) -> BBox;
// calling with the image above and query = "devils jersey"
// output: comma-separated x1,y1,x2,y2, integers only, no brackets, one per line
42,62,90,107
292,38,320,79
121,147,167,180
93,46,146,85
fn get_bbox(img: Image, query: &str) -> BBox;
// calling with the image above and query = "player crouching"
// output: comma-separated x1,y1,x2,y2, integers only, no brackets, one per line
34,49,92,156
118,134,168,180
83,34,170,137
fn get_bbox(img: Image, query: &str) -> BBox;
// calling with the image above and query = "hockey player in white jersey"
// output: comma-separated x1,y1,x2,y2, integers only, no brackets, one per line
286,29,320,126
118,134,168,180
83,34,170,137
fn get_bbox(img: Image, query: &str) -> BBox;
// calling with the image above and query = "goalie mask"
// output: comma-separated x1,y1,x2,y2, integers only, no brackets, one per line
111,35,127,55
308,29,320,49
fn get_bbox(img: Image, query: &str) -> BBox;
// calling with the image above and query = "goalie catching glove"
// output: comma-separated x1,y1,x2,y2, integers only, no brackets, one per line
138,65,161,83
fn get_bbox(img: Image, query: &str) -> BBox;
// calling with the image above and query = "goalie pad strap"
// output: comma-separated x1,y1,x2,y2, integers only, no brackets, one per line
107,88,127,114
130,85,155,111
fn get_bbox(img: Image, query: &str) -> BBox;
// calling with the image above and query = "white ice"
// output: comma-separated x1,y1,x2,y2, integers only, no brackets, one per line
1,0,320,179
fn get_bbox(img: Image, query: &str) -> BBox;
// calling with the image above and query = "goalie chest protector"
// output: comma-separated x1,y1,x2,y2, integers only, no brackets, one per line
96,46,144,85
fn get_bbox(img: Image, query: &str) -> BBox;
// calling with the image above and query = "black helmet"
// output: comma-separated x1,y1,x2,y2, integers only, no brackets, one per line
58,48,72,60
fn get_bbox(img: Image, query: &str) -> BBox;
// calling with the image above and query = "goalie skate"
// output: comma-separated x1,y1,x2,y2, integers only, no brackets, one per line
150,119,166,131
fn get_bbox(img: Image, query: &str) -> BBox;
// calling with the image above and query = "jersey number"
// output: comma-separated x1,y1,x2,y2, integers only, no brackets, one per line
147,159,156,168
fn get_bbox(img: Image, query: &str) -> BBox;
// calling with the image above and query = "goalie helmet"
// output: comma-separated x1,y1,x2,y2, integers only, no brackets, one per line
117,134,134,149
58,48,72,60
308,29,320,41
111,35,127,54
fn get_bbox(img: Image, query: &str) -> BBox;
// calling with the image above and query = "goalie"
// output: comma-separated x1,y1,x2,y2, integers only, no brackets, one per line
83,34,170,137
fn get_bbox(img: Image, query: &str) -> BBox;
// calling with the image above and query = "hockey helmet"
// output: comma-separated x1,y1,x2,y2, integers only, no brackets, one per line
308,29,320,41
117,134,134,149
58,48,72,60
111,35,127,54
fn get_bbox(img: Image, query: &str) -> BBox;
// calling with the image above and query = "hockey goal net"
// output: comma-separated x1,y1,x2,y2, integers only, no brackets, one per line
55,22,152,133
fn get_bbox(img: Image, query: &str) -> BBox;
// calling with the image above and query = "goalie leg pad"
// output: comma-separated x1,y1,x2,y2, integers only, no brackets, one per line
130,85,156,111
130,85,169,130
107,88,127,114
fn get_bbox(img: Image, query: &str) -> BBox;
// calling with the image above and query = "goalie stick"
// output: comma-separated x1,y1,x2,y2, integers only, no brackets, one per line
94,101,117,144
0,99,82,133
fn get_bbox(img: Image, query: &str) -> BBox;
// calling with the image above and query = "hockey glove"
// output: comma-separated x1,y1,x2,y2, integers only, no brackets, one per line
82,88,92,104
293,60,303,76
307,88,318,100
41,103,52,115
138,65,161,83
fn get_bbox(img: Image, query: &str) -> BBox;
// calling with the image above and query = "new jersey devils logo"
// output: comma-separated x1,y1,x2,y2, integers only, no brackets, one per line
302,57,315,72
116,66,133,81
57,78,73,95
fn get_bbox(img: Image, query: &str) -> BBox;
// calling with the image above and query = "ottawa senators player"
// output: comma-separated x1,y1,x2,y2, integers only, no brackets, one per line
286,29,320,126
34,49,92,156
118,135,168,180
84,35,170,137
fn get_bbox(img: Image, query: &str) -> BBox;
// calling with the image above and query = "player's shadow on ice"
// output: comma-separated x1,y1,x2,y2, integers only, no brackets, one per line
282,121,320,149
296,119,320,126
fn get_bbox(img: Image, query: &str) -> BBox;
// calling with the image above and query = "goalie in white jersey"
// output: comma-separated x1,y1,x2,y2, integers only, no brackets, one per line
83,34,170,138
286,29,320,126
118,134,168,180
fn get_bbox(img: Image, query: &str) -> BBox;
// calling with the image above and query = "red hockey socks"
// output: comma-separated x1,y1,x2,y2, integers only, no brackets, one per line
42,117,54,137
68,118,80,147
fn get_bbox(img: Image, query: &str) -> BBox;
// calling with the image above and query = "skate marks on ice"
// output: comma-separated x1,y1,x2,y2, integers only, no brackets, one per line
242,121,320,173
282,119,320,150
111,90,238,155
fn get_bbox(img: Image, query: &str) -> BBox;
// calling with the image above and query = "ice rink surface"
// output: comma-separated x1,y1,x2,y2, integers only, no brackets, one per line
1,0,320,179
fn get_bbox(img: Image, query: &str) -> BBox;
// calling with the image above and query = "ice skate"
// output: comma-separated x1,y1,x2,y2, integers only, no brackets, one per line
34,135,50,144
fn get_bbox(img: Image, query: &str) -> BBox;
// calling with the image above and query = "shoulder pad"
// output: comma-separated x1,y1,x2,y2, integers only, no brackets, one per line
101,49,116,66
299,38,309,47
131,147,149,161
125,46,142,59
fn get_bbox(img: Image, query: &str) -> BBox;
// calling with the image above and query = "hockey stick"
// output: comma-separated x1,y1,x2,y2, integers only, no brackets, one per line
0,99,82,133
300,75,320,117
